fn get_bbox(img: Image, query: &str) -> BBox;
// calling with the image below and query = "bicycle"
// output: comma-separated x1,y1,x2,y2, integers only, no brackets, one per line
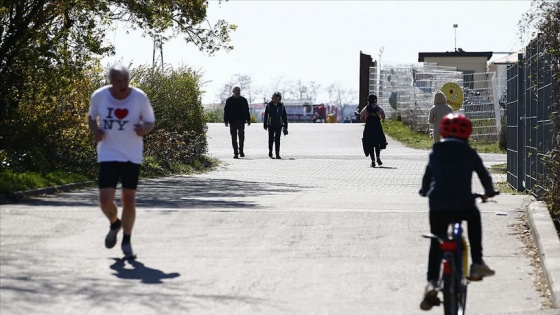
422,192,498,315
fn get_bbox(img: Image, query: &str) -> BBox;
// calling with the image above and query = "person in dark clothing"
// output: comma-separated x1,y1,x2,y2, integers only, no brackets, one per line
418,113,498,311
360,94,388,167
224,86,251,159
263,92,288,159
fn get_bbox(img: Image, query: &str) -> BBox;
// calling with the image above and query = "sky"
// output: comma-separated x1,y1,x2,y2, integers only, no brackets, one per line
103,0,534,105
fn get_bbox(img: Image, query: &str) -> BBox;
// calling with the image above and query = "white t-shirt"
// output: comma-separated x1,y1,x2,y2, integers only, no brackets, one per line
88,86,155,164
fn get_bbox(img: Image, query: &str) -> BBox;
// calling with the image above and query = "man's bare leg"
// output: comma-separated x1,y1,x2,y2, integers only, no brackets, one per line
121,188,136,235
99,188,118,223
100,188,121,248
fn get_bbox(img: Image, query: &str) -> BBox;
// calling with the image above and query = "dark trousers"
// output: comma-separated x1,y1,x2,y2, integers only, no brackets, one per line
369,146,381,162
427,208,483,281
268,127,282,155
229,121,245,155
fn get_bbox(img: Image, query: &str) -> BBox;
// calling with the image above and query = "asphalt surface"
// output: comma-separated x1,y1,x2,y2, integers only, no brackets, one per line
1,122,558,315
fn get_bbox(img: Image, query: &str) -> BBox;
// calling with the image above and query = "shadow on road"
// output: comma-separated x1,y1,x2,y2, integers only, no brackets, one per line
110,258,180,284
135,177,309,210
13,177,311,210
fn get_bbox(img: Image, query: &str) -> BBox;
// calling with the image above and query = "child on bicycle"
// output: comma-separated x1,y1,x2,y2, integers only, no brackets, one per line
418,113,498,311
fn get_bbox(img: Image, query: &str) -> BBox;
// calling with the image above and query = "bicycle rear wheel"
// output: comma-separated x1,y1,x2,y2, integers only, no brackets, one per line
442,258,458,315
442,276,457,314
458,279,468,315
443,274,468,315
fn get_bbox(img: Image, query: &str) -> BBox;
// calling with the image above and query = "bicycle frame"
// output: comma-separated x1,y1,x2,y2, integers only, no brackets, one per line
423,221,469,315
440,222,468,315
421,193,497,314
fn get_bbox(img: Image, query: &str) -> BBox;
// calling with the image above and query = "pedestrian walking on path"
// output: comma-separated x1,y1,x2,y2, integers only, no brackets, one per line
87,64,156,259
418,113,498,311
224,86,251,159
360,94,388,167
428,90,454,143
264,92,288,159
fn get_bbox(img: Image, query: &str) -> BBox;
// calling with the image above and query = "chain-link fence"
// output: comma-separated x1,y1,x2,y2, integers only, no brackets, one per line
369,63,503,142
506,34,556,196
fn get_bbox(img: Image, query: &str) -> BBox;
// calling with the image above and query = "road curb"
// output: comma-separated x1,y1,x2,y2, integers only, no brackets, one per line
526,197,560,308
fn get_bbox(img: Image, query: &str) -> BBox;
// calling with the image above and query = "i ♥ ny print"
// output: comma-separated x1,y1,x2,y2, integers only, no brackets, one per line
103,107,130,130
114,108,129,119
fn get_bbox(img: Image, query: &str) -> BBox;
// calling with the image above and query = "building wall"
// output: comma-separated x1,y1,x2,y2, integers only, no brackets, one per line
422,56,487,73
359,52,376,112
422,56,490,90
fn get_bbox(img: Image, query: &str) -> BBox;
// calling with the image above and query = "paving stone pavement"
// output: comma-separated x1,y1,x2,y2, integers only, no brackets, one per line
0,122,558,315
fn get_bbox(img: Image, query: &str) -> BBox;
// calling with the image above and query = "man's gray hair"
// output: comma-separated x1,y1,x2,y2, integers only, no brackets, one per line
107,64,130,82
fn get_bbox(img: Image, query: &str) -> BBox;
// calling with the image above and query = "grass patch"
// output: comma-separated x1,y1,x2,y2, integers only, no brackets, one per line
0,170,91,194
0,156,221,196
383,119,506,154
382,119,433,150
488,165,524,195
489,163,507,174
495,181,521,194
470,141,506,154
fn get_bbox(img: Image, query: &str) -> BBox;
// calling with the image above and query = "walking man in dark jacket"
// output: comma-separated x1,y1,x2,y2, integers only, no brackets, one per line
263,92,288,159
224,86,251,158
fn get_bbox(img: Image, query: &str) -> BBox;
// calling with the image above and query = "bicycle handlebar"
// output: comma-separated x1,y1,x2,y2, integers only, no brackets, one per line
421,191,500,241
473,191,500,203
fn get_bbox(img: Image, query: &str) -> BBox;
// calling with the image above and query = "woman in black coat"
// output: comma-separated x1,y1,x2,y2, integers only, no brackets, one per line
361,94,388,167
263,92,288,159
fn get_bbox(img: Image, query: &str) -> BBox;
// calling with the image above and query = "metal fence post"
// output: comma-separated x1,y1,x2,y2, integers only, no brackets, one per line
517,53,525,191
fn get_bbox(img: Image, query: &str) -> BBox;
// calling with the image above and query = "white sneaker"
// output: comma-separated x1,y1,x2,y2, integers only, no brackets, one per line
469,263,495,280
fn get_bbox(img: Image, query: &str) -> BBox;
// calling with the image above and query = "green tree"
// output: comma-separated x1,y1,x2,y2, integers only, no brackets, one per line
0,0,235,178
0,0,236,122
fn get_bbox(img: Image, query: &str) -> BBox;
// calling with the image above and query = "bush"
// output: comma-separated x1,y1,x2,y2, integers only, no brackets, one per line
205,106,224,123
0,62,212,190
132,65,208,176
0,62,101,176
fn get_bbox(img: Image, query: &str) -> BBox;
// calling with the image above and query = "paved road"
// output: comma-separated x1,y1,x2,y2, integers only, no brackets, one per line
0,123,556,314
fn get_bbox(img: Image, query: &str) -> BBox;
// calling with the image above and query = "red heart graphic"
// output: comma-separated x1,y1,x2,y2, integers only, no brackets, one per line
115,108,128,120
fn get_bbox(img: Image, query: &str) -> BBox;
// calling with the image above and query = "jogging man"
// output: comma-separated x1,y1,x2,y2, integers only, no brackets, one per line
88,64,155,259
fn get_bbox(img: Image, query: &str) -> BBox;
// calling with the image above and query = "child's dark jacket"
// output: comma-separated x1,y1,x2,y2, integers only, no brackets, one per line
420,138,495,211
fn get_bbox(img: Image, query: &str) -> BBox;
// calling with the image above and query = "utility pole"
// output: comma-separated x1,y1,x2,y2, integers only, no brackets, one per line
453,24,458,52
378,46,384,97
152,35,164,72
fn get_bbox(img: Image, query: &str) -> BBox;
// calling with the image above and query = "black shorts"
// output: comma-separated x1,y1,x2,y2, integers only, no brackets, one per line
98,161,141,189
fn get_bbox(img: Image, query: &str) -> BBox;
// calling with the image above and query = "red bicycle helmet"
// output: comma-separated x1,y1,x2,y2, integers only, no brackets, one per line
439,114,472,140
